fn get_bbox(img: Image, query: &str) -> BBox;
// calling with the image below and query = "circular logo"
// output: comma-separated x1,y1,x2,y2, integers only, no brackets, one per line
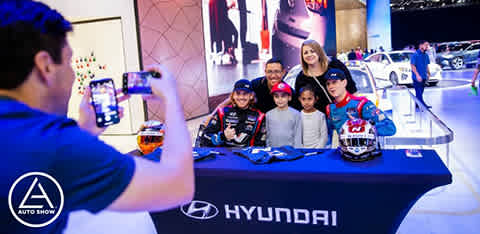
8,172,64,228
181,200,218,220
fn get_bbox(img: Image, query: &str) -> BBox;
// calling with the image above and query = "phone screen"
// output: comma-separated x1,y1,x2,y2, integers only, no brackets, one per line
90,78,120,127
123,72,153,94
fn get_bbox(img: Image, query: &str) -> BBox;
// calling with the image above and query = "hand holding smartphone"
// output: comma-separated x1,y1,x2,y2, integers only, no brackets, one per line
122,71,161,94
89,78,120,127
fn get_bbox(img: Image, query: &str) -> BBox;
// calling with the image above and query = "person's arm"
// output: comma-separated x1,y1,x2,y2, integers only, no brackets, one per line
294,111,303,148
361,101,396,136
203,96,232,126
266,113,272,147
200,109,225,147
107,65,194,212
426,56,431,78
254,113,267,146
318,112,328,148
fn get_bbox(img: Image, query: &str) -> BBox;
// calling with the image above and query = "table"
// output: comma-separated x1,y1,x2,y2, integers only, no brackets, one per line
147,148,451,234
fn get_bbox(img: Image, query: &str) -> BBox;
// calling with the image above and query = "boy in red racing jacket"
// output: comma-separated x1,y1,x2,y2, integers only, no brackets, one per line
200,79,266,147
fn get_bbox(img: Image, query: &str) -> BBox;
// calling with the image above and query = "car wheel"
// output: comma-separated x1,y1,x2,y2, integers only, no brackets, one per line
389,72,399,86
451,57,464,70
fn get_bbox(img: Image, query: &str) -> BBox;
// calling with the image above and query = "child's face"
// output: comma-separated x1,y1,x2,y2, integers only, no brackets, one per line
326,79,347,99
233,90,253,109
273,92,291,109
299,90,317,112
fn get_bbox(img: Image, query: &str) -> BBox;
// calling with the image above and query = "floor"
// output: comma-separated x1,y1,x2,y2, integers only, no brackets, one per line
63,69,480,234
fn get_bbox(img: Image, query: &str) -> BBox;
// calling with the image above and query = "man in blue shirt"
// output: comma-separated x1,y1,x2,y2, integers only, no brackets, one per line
410,40,432,108
0,1,194,233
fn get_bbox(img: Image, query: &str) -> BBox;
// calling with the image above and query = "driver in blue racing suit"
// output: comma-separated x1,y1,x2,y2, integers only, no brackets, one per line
325,69,396,139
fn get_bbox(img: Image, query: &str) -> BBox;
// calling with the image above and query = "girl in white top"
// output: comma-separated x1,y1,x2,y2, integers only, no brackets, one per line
298,85,328,148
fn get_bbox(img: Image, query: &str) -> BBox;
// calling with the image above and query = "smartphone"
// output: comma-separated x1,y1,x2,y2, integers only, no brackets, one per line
122,71,161,94
89,78,120,127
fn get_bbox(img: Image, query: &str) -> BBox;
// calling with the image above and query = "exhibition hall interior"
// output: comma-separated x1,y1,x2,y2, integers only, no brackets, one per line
5,0,480,233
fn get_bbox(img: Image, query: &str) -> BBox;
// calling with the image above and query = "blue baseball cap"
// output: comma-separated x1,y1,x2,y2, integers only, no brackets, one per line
325,68,347,80
233,79,253,92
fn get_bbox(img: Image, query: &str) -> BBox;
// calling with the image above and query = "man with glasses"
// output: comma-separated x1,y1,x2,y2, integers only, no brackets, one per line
250,58,287,113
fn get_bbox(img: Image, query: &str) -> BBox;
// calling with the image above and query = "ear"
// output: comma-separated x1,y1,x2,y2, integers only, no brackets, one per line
33,51,56,86
341,79,348,88
288,95,292,101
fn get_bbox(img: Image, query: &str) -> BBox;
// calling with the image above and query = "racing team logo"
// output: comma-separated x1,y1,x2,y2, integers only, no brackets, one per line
181,200,219,220
8,172,64,228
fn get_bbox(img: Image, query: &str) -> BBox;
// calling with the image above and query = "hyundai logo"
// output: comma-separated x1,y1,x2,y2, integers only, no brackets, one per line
181,200,219,220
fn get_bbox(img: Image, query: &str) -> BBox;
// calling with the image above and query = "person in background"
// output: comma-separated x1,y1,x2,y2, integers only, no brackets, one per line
298,85,327,148
470,51,480,93
355,47,363,60
200,79,266,147
266,82,302,148
337,51,348,63
293,39,357,114
0,1,194,233
347,49,356,61
411,40,432,108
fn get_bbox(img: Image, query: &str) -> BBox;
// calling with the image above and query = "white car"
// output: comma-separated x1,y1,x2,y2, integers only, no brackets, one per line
364,51,442,86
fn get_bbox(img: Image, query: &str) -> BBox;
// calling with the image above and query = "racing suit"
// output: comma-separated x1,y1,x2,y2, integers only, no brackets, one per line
326,92,396,137
200,105,267,147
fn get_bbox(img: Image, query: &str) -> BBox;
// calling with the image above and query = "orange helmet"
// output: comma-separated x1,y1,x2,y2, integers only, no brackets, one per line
137,120,164,155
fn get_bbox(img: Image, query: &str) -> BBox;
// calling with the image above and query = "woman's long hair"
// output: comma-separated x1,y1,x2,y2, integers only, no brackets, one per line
300,39,329,76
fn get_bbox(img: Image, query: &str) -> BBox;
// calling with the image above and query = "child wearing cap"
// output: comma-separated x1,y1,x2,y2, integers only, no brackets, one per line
200,79,267,147
325,68,396,145
266,82,303,148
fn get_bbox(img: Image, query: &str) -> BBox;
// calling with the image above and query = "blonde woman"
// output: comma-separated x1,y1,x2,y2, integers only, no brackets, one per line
293,39,357,114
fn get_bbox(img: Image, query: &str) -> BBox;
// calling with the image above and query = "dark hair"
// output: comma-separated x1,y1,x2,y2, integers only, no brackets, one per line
265,57,283,69
298,84,318,98
418,40,428,46
0,0,73,89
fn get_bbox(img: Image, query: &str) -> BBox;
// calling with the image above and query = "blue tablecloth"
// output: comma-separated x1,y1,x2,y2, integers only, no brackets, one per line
149,148,451,234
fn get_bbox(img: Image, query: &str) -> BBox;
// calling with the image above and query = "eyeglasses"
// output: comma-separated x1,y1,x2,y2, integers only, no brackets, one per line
266,70,283,75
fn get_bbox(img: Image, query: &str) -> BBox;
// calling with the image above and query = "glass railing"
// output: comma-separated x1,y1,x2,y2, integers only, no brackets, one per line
381,86,454,167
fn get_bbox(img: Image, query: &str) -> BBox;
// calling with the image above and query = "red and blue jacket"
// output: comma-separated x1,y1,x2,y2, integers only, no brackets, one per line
326,92,396,137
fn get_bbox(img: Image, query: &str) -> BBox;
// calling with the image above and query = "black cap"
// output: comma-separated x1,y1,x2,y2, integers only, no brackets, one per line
325,68,347,80
233,79,253,92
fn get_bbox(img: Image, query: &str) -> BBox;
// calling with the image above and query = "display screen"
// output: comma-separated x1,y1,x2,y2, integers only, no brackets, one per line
201,0,337,96
123,72,153,94
90,78,119,127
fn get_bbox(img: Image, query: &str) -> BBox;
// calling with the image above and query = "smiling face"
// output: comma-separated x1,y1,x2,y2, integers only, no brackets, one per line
302,45,320,66
272,91,291,109
232,90,253,109
265,62,285,89
326,79,347,101
299,90,317,113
